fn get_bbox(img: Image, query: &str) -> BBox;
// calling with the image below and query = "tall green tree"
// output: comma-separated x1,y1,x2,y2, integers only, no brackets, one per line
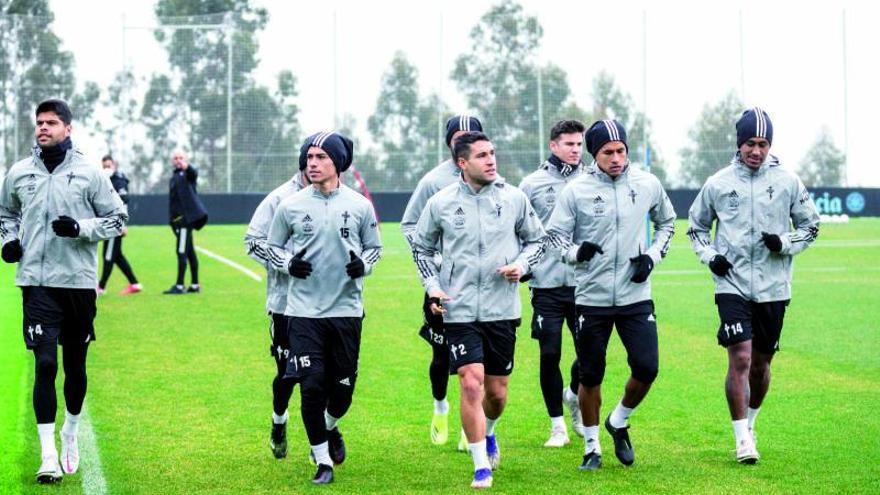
142,1,301,193
366,52,448,191
798,128,846,187
679,91,743,187
0,1,98,170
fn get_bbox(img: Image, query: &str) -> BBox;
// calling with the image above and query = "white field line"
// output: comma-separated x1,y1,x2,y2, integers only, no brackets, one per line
79,406,107,495
195,246,262,282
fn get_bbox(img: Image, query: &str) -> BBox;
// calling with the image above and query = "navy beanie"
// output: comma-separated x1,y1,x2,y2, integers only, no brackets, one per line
298,131,354,173
585,120,628,157
736,107,773,148
445,115,483,147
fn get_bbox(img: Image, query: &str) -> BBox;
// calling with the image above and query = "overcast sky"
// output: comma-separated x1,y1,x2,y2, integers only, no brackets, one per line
49,0,880,186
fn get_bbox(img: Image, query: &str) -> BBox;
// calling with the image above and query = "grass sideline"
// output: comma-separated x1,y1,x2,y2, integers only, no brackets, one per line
1,219,879,494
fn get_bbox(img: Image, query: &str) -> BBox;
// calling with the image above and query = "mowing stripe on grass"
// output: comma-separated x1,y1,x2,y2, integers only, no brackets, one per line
79,406,107,495
195,247,262,282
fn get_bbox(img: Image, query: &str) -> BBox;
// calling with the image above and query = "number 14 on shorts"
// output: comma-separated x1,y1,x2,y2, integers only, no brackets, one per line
723,321,744,339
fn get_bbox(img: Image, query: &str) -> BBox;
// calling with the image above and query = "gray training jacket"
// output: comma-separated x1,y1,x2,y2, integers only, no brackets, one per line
0,146,127,289
546,164,675,307
411,179,546,323
267,183,382,318
687,154,820,302
400,158,460,249
244,173,307,314
519,160,584,289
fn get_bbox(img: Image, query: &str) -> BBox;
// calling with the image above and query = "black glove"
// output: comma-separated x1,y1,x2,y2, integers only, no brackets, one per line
346,250,365,279
1,239,23,263
288,248,313,279
761,231,783,253
428,296,444,310
629,254,654,283
519,272,533,283
576,241,604,263
709,254,733,277
51,215,79,238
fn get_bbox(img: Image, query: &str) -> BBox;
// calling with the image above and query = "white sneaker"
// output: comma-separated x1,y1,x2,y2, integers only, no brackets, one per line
543,425,570,448
457,429,468,452
61,432,80,474
735,437,760,464
563,388,583,437
470,468,493,489
36,453,63,484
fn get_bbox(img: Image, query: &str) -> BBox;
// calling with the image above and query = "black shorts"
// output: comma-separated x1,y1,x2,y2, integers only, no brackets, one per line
530,286,577,356
21,286,96,349
575,301,658,387
444,320,520,376
284,316,362,380
418,292,446,347
715,294,789,354
269,312,291,364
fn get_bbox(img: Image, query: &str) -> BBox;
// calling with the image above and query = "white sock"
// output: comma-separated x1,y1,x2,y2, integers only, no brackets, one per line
609,401,633,428
550,416,566,430
37,423,56,457
311,441,333,467
486,417,498,436
747,407,760,430
732,418,750,444
434,399,449,415
325,411,339,431
469,440,491,471
61,410,81,437
272,410,288,425
583,425,601,454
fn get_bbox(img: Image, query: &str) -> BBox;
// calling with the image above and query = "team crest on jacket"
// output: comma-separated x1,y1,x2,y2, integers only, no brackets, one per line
766,186,775,200
453,206,466,228
728,190,740,210
302,214,314,234
494,203,502,218
629,188,637,204
592,195,606,216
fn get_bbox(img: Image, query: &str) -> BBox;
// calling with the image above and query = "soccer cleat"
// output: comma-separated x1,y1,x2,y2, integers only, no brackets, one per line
486,434,501,470
186,285,201,293
736,437,760,464
431,411,449,445
579,451,602,471
60,432,79,474
327,427,346,465
311,464,334,484
269,422,287,459
163,285,185,295
604,415,635,466
470,467,493,489
564,389,584,437
457,429,468,452
543,425,570,448
36,454,63,484
120,283,142,295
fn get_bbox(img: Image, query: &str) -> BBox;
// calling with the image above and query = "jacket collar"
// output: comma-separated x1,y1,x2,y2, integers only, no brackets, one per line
589,160,631,184
459,176,505,196
732,152,779,178
309,181,343,199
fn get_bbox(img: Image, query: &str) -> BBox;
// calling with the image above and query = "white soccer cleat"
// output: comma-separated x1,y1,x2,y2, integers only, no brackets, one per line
60,432,80,474
36,453,63,484
563,389,584,437
470,468,493,489
735,437,760,464
543,425,570,448
457,429,468,452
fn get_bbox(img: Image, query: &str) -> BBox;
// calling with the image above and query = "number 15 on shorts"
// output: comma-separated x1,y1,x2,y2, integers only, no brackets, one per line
291,354,311,372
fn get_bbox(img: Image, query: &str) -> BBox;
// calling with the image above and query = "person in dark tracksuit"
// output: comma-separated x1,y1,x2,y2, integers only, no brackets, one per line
267,131,382,485
401,114,483,448
518,119,586,448
97,155,141,295
164,149,207,295
546,120,675,471
688,108,819,464
0,99,127,483
244,167,309,460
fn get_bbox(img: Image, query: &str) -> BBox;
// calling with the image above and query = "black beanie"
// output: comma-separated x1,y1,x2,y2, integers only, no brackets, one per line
445,115,483,148
298,131,354,173
585,119,627,158
736,107,773,148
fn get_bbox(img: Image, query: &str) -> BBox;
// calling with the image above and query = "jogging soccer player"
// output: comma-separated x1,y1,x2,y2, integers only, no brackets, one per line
401,114,483,447
411,131,546,488
163,149,208,295
546,120,675,470
97,155,141,295
267,131,382,484
0,99,127,483
244,162,310,460
687,108,819,464
518,119,586,447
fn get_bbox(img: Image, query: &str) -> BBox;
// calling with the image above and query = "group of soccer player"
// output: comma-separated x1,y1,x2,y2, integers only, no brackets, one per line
1,98,819,489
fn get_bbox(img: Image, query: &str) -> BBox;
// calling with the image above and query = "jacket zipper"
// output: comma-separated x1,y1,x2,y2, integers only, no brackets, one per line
612,177,619,306
749,172,755,300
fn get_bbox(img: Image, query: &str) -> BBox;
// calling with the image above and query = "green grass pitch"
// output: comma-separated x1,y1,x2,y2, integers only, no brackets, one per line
1,219,879,494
